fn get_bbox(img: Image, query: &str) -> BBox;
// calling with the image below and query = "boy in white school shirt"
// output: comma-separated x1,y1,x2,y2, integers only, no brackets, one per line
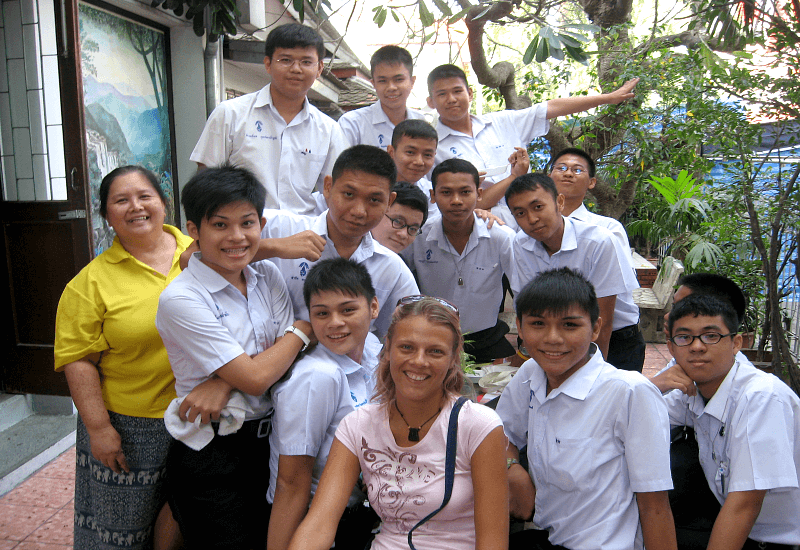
338,45,426,149
653,294,800,550
190,24,345,215
409,158,518,363
267,258,381,550
505,172,639,367
427,63,638,223
547,147,645,371
156,166,314,549
254,145,419,338
496,267,676,550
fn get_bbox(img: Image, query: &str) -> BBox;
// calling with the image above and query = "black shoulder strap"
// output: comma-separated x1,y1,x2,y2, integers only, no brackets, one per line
407,396,469,550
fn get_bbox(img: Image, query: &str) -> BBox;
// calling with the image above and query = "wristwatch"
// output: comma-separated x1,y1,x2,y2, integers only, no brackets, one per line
507,458,520,469
283,325,310,351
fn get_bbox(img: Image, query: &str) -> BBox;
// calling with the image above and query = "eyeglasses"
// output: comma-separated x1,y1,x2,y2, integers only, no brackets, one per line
385,214,422,236
669,332,736,347
273,57,319,69
553,164,586,176
397,295,459,316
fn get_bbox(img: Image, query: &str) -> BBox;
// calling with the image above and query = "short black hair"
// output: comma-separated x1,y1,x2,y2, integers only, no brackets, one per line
391,119,438,148
181,165,266,226
99,165,166,218
431,158,479,191
331,145,397,188
303,258,376,310
370,45,414,77
550,147,596,178
264,23,324,60
676,273,747,325
668,293,740,335
516,267,600,325
391,181,429,226
505,172,558,205
427,64,468,96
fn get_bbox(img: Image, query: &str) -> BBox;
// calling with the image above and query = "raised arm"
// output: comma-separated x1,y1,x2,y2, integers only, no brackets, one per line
707,490,766,550
253,230,327,262
472,426,510,550
64,353,129,474
478,147,530,210
546,78,639,119
287,438,362,550
636,491,677,550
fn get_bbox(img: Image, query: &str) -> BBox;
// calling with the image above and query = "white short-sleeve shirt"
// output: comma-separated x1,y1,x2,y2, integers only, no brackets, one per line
338,102,427,149
409,213,515,334
156,254,294,419
510,216,640,329
663,360,800,545
261,210,419,337
496,345,673,550
190,84,346,215
267,335,381,504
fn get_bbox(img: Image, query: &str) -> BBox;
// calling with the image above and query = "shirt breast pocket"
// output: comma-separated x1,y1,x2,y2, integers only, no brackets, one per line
544,437,595,492
290,151,327,192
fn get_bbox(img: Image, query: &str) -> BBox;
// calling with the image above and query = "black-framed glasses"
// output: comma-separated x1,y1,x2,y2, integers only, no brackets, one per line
385,214,422,236
669,332,736,347
553,164,586,175
397,295,459,316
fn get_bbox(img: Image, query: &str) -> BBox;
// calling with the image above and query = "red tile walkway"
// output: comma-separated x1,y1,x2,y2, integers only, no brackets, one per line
0,344,673,548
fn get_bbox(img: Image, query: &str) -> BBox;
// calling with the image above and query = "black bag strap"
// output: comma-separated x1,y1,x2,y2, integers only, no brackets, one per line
407,396,469,550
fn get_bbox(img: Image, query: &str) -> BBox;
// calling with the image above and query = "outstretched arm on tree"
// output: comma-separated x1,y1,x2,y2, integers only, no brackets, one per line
546,78,639,119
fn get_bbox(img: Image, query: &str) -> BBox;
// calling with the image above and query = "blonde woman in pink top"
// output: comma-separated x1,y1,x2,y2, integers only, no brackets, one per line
288,296,508,550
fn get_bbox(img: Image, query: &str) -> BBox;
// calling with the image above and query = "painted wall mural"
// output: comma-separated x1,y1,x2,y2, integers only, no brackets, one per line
78,2,174,255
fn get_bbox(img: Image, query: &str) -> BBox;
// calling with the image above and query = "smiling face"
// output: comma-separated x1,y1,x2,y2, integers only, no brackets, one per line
667,314,742,399
426,76,473,127
388,135,437,184
309,290,379,362
516,306,602,392
372,62,416,113
431,171,480,226
187,201,265,287
507,187,566,253
263,46,323,102
549,153,596,205
388,315,457,406
104,171,167,241
323,169,395,245
371,202,424,253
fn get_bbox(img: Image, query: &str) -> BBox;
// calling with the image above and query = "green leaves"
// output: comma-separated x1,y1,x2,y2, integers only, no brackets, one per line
522,25,594,65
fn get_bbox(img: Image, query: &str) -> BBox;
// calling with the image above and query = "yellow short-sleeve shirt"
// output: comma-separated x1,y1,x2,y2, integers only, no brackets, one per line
54,225,194,418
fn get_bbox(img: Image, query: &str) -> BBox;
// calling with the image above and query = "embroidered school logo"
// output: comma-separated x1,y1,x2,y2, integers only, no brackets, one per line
299,262,310,277
529,388,535,408
378,134,385,145
450,147,458,155
214,302,229,320
255,121,263,132
426,249,433,261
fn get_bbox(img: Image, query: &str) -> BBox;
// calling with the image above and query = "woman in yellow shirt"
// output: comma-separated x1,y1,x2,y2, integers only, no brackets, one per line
55,166,196,550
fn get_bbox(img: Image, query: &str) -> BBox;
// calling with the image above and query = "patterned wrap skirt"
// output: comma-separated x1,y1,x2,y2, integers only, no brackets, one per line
74,411,171,549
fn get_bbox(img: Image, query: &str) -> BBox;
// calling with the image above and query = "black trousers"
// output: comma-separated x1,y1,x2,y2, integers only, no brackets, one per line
606,323,646,372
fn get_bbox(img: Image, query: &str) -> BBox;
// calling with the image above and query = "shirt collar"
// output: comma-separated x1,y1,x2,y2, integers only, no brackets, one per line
186,252,262,293
318,211,375,261
255,84,311,124
425,213,487,250
316,332,380,376
691,360,741,421
104,224,183,265
569,203,590,221
435,114,485,140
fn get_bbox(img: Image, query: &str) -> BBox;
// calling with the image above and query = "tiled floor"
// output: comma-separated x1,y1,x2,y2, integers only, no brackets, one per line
0,447,74,549
0,344,674,549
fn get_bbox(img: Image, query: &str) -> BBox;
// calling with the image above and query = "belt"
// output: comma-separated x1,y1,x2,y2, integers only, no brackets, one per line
211,416,271,438
743,539,799,550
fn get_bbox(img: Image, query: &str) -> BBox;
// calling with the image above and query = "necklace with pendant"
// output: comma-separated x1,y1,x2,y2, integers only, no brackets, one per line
395,402,441,442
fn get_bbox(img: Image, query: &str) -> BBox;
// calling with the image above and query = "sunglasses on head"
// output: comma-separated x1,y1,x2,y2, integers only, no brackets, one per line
396,295,459,316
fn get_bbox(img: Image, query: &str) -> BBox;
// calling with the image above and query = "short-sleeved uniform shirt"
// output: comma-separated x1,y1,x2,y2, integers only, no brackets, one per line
261,209,419,337
338,102,426,149
496,346,673,550
267,335,381,504
155,254,294,420
663,360,800,545
54,225,193,417
409,213,515,334
510,216,640,330
190,84,345,215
